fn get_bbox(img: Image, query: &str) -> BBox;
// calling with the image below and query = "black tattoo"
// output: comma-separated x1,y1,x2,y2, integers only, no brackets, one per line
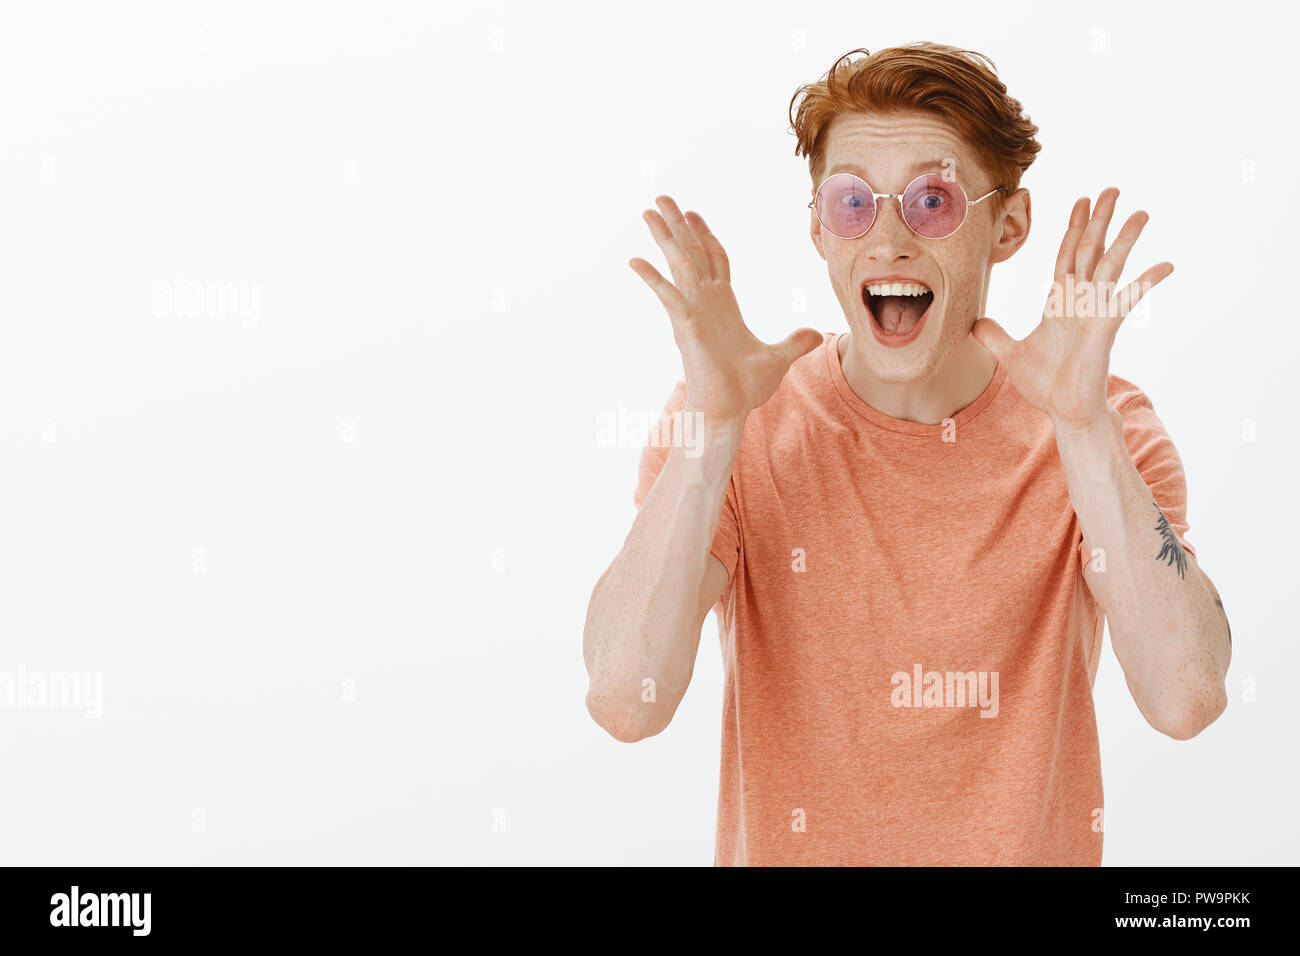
1153,502,1187,579
1207,580,1233,645
1214,597,1232,644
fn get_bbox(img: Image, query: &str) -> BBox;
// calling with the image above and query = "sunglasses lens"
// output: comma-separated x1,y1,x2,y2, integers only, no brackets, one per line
901,174,967,238
814,173,875,238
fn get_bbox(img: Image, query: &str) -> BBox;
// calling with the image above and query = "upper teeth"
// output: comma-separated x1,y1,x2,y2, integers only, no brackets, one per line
866,281,931,296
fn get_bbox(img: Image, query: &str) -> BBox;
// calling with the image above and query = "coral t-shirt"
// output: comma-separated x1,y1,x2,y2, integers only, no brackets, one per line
632,331,1195,866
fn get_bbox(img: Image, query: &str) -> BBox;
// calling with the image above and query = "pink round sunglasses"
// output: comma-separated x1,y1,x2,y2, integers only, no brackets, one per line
810,171,1007,240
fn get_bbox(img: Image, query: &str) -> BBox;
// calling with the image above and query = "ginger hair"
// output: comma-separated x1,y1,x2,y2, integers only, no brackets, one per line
789,43,1041,191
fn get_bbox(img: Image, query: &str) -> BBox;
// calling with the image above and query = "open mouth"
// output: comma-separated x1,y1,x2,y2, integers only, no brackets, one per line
862,280,934,345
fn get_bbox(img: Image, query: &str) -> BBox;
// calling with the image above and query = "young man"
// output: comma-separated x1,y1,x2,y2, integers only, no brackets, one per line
582,44,1231,866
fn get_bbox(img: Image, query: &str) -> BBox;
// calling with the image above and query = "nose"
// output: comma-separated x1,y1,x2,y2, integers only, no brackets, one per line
863,196,919,262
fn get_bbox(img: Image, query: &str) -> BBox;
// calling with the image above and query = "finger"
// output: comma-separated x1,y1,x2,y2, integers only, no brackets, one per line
772,327,823,366
1075,187,1120,281
684,210,730,284
971,317,1018,364
628,256,687,323
643,206,701,292
654,195,711,284
1092,210,1149,290
1054,197,1091,283
1112,261,1173,321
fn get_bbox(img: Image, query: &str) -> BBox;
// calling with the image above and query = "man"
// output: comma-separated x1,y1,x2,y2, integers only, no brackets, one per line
582,43,1231,866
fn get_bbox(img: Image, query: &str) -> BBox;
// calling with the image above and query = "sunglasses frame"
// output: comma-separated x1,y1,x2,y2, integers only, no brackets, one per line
809,172,1008,240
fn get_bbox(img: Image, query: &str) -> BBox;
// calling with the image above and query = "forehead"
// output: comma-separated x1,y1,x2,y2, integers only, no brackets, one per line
821,110,982,185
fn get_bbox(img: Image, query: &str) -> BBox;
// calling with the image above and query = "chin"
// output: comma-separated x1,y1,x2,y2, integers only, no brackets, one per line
847,300,949,385
851,339,942,384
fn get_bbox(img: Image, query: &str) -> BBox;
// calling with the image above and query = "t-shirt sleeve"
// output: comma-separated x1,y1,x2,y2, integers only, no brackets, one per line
1105,381,1196,561
632,378,742,583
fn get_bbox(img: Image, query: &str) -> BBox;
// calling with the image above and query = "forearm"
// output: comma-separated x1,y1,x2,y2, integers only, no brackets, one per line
583,415,742,740
1053,408,1231,738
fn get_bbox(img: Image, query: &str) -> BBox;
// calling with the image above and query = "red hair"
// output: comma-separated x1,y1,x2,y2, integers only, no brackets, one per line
789,44,1041,191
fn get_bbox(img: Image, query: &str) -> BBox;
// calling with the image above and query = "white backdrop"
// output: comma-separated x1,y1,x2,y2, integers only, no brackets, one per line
0,0,1294,865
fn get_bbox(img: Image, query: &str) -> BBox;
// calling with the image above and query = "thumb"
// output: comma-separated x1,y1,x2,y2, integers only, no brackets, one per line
773,327,824,366
971,317,1016,364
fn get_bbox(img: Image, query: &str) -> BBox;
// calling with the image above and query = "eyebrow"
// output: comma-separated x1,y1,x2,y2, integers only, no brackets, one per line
824,159,953,182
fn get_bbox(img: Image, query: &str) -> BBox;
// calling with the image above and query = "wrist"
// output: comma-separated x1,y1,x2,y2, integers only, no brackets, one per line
1049,406,1123,446
1051,406,1128,485
671,407,745,468
682,407,747,444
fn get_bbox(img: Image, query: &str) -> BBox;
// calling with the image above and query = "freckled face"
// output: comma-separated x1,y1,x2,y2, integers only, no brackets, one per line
811,110,1002,383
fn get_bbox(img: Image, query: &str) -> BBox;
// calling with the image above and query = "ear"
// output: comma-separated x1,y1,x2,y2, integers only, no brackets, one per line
989,187,1030,264
810,202,828,261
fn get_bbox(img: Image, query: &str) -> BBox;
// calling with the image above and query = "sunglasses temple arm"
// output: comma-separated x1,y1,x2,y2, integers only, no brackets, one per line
969,186,1009,206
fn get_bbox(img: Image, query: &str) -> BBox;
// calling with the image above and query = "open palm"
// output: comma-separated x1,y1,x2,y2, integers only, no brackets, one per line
973,188,1173,430
629,195,822,424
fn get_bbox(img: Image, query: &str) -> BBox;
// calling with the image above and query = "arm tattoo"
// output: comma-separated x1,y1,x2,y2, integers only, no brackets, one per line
1214,596,1232,644
1151,501,1231,645
1153,502,1187,579
1206,579,1233,645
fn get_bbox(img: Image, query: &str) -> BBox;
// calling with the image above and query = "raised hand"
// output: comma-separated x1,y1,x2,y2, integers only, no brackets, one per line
972,187,1173,431
630,195,823,425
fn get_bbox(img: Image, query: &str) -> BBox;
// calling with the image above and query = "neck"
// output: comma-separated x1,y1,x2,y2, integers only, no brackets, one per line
838,331,998,425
